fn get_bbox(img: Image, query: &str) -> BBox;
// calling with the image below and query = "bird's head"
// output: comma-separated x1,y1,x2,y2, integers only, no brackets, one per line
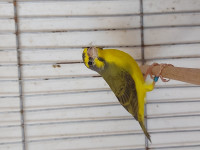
82,47,105,73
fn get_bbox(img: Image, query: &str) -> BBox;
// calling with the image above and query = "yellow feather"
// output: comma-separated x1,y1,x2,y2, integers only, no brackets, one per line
82,47,154,142
98,49,148,120
83,48,90,68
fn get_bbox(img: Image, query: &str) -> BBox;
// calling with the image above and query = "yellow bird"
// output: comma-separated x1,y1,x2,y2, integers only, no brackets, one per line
82,47,154,142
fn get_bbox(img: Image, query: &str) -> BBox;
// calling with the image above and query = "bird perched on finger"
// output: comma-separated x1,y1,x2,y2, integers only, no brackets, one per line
82,47,154,142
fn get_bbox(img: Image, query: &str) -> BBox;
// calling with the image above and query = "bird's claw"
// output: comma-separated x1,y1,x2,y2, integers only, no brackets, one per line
144,63,158,80
144,63,173,83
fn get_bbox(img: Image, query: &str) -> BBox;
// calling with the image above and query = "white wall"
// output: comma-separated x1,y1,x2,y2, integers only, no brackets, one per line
0,0,200,149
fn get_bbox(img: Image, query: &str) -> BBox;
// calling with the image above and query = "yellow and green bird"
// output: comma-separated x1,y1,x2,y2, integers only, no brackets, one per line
82,47,154,142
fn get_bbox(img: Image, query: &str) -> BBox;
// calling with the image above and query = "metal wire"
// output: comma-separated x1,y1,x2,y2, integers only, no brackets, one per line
139,0,150,148
13,0,26,150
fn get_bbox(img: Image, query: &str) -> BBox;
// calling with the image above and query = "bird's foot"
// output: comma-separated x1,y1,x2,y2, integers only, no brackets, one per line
144,63,173,84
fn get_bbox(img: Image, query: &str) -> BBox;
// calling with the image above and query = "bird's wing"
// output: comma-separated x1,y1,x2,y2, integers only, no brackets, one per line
104,70,151,141
104,70,139,120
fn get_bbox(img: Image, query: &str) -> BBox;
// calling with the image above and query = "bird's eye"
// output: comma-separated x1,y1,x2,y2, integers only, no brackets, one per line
88,61,93,66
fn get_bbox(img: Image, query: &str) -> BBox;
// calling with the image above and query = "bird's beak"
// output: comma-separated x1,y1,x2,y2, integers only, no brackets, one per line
87,47,98,58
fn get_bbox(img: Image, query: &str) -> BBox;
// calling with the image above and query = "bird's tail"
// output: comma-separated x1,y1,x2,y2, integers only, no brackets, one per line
139,121,151,142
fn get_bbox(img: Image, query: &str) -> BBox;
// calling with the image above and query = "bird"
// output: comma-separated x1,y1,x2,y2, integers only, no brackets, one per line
82,47,154,142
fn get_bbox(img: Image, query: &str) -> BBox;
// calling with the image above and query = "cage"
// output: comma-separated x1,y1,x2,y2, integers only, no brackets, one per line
0,0,200,149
